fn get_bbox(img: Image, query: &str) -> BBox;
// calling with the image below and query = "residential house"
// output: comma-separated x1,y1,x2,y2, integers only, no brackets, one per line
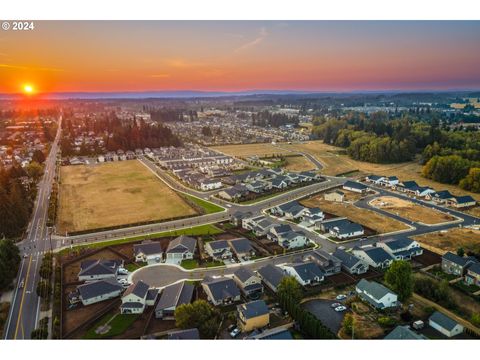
281,262,324,286
237,300,270,332
320,218,364,239
155,281,194,319
165,235,197,265
267,224,293,241
464,262,480,287
74,278,124,306
243,216,276,236
270,177,288,189
352,246,394,269
441,252,478,276
384,325,426,340
395,180,418,194
133,241,163,264
428,190,455,204
202,276,241,306
303,250,341,276
256,264,286,293
167,328,200,340
376,238,423,260
248,327,293,340
277,231,309,250
120,280,150,314
283,205,309,220
379,176,399,187
451,195,476,208
78,259,123,281
229,238,255,261
205,240,233,260
324,190,345,202
200,178,222,191
365,175,385,184
342,180,368,194
270,201,299,217
333,249,369,275
429,311,464,338
233,267,264,298
230,211,253,227
356,279,399,309
246,181,266,194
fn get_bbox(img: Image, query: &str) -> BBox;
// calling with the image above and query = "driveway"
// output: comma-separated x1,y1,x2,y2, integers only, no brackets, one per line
302,299,346,333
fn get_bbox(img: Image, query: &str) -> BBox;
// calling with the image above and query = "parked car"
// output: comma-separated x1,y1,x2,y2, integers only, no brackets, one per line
334,306,347,312
227,324,236,332
118,268,129,275
336,294,347,300
330,302,342,308
230,327,241,338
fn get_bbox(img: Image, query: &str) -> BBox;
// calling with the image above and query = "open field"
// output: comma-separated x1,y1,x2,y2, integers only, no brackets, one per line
57,160,197,233
370,196,456,225
283,155,315,171
301,196,409,234
211,143,291,158
283,141,480,201
412,228,480,254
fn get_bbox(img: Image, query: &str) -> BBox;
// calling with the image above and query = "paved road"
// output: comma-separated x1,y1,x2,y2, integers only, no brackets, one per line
4,115,62,340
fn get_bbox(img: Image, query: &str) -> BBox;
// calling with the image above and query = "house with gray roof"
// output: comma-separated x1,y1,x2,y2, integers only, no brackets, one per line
384,325,426,340
233,267,263,298
202,276,241,306
256,264,286,293
268,224,293,240
343,180,368,194
333,249,369,275
237,300,270,332
377,238,423,260
230,211,253,227
465,262,480,287
78,259,123,281
167,328,200,340
429,311,464,338
155,281,194,319
229,238,255,260
270,201,299,216
133,241,163,264
205,240,233,260
441,252,478,276
303,250,341,276
356,279,399,309
320,218,364,239
165,235,197,264
120,280,151,314
352,246,394,269
277,230,309,250
281,261,324,286
75,278,124,306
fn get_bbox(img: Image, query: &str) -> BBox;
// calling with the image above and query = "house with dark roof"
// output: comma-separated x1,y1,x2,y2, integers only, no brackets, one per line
270,201,299,217
229,238,255,260
428,190,455,204
267,224,293,240
155,281,194,319
320,218,364,239
281,262,324,286
74,278,124,306
165,235,197,265
356,279,399,309
395,180,419,193
277,231,309,250
283,205,309,220
352,246,394,269
256,264,286,293
120,280,151,314
441,252,478,276
343,180,368,194
246,180,267,194
451,195,476,208
230,211,253,227
465,262,480,287
237,300,270,332
248,326,293,340
303,250,341,276
429,311,464,338
384,325,426,340
333,249,369,275
167,328,200,340
233,267,263,298
205,240,233,260
202,276,241,306
133,241,163,264
78,259,123,281
377,238,423,260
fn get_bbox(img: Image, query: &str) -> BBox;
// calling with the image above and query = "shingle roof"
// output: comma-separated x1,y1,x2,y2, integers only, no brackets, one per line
359,247,393,264
384,326,426,340
442,252,477,267
133,241,163,256
237,300,269,320
77,278,123,300
429,311,460,332
382,238,414,251
333,249,362,269
356,279,395,300
287,261,324,282
120,302,144,309
202,277,240,302
257,264,285,289
167,328,200,340
166,235,196,254
343,180,367,190
207,240,230,251
467,262,480,275
123,280,149,299
455,195,476,204
78,259,121,277
234,267,257,283
434,190,454,200
229,238,253,255
155,281,194,311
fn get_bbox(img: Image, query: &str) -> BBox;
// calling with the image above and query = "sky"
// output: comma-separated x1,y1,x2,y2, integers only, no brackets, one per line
1,21,480,94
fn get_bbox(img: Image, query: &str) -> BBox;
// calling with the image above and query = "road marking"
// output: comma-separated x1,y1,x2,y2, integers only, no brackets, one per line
14,254,33,339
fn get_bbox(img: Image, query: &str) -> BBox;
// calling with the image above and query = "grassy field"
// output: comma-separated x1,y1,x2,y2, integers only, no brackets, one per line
412,228,480,254
283,141,480,201
183,194,224,214
301,196,409,234
57,161,197,233
83,313,138,339
211,143,291,158
370,196,456,225
283,155,316,172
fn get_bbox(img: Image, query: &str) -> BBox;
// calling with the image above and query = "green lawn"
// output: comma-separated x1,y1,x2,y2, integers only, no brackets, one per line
454,281,480,295
205,260,224,268
184,194,224,214
124,262,147,272
181,259,199,269
83,313,139,339
60,224,223,254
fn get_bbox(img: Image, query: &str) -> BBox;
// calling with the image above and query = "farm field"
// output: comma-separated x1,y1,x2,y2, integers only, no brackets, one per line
57,160,197,233
283,141,480,201
301,195,409,234
412,228,480,254
211,143,291,158
370,196,456,225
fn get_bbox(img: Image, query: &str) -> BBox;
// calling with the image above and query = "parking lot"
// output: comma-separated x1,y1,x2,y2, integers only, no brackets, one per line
302,298,348,334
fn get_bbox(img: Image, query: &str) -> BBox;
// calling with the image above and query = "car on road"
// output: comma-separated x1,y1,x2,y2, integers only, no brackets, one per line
334,306,347,312
336,294,347,300
230,327,241,338
19,280,25,289
330,302,342,308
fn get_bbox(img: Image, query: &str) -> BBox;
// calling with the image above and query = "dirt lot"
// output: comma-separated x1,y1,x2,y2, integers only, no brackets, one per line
301,195,410,234
211,143,291,158
412,228,480,254
57,160,197,233
283,155,315,172
370,196,456,225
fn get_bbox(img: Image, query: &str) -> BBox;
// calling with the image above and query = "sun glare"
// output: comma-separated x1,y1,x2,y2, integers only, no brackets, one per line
23,84,34,94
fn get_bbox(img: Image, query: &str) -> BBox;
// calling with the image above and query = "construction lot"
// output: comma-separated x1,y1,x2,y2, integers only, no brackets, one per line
301,193,410,234
57,160,197,233
412,227,480,254
283,155,316,172
370,196,456,225
211,143,291,158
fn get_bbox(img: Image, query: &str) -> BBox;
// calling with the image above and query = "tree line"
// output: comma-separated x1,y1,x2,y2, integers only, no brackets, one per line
252,110,300,128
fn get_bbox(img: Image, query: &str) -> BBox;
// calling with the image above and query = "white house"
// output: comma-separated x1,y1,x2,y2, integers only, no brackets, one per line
352,246,394,269
342,180,368,194
278,231,309,250
120,280,150,314
205,240,233,260
429,311,464,338
165,235,197,264
356,279,399,309
200,179,222,191
133,241,163,265
376,238,423,260
75,278,124,306
78,259,122,281
281,262,324,286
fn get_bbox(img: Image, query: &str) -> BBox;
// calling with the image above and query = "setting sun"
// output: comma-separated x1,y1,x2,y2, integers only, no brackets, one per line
23,84,34,94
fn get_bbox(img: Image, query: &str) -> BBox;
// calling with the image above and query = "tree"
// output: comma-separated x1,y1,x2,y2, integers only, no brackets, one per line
174,300,220,339
342,313,354,337
36,279,52,298
277,276,303,304
32,150,46,164
457,247,465,257
384,260,413,302
25,161,44,181
459,168,480,193
0,239,21,291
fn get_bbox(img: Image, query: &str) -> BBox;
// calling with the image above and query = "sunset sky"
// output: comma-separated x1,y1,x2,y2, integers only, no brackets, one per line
1,21,480,94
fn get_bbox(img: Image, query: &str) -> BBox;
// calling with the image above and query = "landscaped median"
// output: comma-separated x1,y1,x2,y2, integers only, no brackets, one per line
182,194,225,214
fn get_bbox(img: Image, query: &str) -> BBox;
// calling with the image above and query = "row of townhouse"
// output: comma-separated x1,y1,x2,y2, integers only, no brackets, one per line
173,168,223,191
98,149,139,163
366,175,477,209
441,251,480,287
205,237,256,261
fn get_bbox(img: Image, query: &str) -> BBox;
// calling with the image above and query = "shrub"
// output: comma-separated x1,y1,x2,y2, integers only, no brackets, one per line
378,316,396,328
